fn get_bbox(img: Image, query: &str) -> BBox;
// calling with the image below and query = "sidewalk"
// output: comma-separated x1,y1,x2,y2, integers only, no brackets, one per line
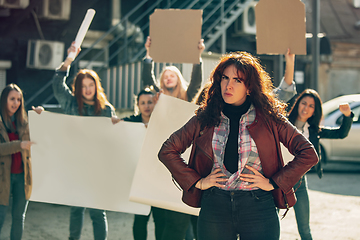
1,172,359,240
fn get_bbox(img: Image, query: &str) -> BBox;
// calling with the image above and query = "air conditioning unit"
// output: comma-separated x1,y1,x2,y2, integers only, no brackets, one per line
26,40,65,70
0,0,29,8
234,1,257,35
38,0,71,20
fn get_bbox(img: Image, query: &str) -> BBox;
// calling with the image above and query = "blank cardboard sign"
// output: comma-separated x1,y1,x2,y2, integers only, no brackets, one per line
149,9,202,64
255,0,306,55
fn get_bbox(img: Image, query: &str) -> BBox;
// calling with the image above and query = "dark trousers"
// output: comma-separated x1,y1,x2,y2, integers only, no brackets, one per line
197,187,279,240
133,207,166,240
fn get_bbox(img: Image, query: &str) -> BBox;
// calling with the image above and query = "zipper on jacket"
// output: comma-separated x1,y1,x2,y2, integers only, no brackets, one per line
195,143,213,162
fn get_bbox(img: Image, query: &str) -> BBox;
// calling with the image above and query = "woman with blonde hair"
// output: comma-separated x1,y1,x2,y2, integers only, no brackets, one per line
0,84,34,240
52,42,117,240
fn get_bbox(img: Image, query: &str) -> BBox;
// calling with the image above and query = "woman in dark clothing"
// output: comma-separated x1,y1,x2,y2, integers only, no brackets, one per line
286,89,353,240
122,89,166,240
142,36,205,240
158,52,318,240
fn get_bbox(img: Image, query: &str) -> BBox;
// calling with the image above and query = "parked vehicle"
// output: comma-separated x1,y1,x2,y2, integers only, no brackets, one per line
320,94,360,163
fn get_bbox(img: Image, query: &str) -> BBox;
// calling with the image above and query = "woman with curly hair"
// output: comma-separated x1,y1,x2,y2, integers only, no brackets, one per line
158,52,318,240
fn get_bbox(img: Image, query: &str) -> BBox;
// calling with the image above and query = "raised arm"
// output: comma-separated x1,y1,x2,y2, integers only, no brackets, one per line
284,48,295,86
52,43,80,109
141,36,159,91
186,39,205,102
320,103,354,139
274,48,297,103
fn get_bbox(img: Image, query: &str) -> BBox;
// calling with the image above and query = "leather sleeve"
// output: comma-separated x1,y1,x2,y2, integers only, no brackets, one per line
158,116,202,192
272,119,319,193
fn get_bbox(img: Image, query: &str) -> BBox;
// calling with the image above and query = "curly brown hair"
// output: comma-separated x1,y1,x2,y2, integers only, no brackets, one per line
196,52,287,128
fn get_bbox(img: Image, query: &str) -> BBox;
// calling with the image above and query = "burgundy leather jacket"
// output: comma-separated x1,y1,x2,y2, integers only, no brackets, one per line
158,109,319,208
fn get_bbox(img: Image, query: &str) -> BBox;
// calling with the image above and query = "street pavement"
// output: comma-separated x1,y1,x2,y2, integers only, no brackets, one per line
1,162,360,240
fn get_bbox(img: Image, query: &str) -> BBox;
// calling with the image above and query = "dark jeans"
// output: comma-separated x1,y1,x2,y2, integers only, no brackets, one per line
133,207,166,240
293,176,313,240
197,187,279,240
0,173,29,240
69,206,107,240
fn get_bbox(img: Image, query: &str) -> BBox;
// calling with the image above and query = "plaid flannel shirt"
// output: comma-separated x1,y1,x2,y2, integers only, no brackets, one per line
212,104,263,191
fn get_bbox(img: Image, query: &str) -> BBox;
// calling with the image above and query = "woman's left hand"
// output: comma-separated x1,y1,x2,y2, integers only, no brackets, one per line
239,165,274,191
198,39,205,58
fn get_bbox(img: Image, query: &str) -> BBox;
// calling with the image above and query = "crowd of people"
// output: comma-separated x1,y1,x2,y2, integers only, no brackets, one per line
0,35,354,240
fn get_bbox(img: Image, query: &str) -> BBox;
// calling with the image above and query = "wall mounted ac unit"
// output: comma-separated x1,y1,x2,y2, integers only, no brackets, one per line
234,1,257,35
38,0,71,20
26,40,65,70
0,0,29,8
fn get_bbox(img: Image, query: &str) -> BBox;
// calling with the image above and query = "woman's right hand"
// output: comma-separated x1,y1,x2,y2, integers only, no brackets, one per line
60,42,81,70
20,141,35,150
195,168,228,190
145,36,151,59
67,41,81,59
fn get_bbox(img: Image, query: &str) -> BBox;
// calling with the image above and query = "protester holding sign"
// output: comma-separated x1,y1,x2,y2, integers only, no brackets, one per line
0,84,35,240
141,36,204,240
122,89,166,240
52,43,118,240
142,36,204,103
158,52,318,240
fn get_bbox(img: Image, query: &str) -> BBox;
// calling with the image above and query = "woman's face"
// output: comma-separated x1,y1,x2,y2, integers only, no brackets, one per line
220,65,249,106
138,94,155,118
7,90,21,117
297,96,315,122
82,77,96,101
162,70,178,90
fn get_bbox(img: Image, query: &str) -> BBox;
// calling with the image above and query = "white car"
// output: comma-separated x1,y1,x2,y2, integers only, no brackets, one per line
320,94,360,163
